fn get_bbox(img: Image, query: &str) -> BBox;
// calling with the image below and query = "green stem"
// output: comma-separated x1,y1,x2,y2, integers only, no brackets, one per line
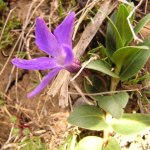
110,64,121,91
103,64,121,144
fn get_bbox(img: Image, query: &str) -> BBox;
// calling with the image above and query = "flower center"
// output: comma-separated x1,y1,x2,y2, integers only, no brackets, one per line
65,59,81,73
56,52,66,66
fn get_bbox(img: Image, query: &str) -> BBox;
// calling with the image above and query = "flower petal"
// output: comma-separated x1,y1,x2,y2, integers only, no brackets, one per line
54,12,75,48
63,44,74,66
35,18,62,57
27,67,63,98
12,57,58,70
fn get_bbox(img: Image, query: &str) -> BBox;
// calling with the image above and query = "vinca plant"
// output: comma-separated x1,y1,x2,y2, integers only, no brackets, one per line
67,4,150,149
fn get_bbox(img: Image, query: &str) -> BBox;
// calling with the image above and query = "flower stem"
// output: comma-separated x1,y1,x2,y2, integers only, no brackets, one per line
103,112,112,144
103,64,121,144
110,64,121,91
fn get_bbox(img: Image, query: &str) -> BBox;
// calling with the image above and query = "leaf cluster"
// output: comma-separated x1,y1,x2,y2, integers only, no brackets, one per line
85,4,150,80
0,0,9,12
67,3,150,150
0,13,23,51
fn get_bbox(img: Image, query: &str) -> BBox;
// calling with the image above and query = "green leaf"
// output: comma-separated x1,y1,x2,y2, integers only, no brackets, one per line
116,4,132,46
71,0,76,6
113,46,148,67
84,79,129,119
126,13,150,46
77,136,103,150
84,76,108,94
100,10,123,50
120,50,150,80
102,136,121,150
0,100,5,108
0,100,4,105
59,0,63,17
106,12,117,62
112,113,150,136
97,92,129,119
67,105,109,130
83,60,119,78
84,77,99,94
93,76,108,92
120,37,150,80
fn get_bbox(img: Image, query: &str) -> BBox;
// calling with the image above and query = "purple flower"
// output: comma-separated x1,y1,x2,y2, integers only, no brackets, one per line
12,12,80,98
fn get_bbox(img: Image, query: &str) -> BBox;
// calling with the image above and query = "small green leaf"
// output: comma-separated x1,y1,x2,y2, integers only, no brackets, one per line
116,4,131,46
23,128,30,135
84,77,99,94
83,60,119,78
71,0,76,6
113,46,148,67
77,136,103,150
100,10,123,50
106,12,117,62
93,76,108,92
120,37,150,80
84,76,108,94
112,113,150,136
0,99,4,106
126,13,150,46
12,128,20,135
120,50,150,80
67,105,109,130
59,0,63,17
102,136,121,150
97,92,129,119
10,116,17,123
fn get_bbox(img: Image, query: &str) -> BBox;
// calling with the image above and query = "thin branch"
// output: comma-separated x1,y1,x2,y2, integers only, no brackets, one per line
117,0,134,7
68,88,145,96
127,0,144,43
144,0,148,14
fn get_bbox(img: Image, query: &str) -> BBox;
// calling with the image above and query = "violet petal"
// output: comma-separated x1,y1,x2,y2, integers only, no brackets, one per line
35,18,63,57
63,44,74,66
27,67,63,98
54,12,75,48
11,57,58,70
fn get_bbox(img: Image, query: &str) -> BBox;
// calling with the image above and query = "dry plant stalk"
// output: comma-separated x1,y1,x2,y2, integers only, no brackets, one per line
127,0,144,43
59,72,70,108
48,0,118,107
74,0,118,59
48,70,70,96
72,0,99,40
